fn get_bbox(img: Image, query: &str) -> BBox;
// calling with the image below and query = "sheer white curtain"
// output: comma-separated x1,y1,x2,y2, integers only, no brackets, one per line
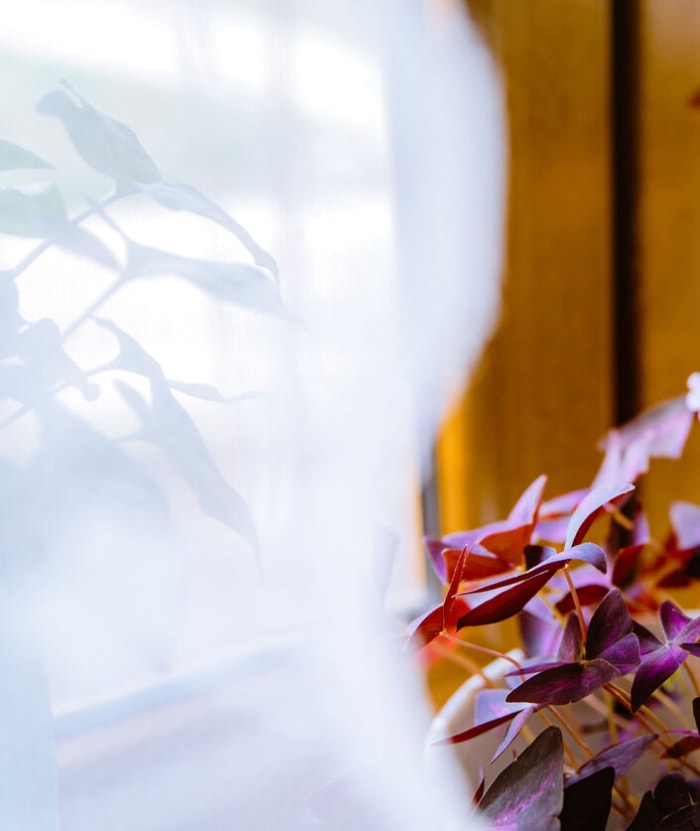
0,1,504,828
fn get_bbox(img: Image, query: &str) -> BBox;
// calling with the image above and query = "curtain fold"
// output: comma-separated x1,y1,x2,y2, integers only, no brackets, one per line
1,1,504,827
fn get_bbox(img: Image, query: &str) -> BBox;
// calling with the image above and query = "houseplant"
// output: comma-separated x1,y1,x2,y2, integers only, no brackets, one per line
411,375,700,830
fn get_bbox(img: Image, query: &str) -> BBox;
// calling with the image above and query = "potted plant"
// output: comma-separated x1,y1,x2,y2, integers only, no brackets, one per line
411,375,700,830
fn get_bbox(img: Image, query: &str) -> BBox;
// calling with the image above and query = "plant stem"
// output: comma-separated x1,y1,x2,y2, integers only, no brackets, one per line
608,506,634,531
11,191,122,279
684,661,700,700
441,633,524,674
431,640,494,687
606,683,700,777
563,565,587,640
546,706,595,760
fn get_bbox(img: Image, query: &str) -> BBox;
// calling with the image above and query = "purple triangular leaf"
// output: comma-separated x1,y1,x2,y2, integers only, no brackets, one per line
504,661,570,678
661,600,692,641
676,612,700,646
558,613,584,663
474,688,526,724
575,735,657,781
631,645,687,711
506,659,620,706
653,772,695,818
560,766,614,831
596,632,641,675
586,589,632,659
694,698,700,734
478,727,563,831
491,706,537,762
633,621,663,656
565,482,635,550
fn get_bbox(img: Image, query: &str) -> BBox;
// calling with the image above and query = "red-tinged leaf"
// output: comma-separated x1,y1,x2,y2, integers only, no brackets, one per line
612,543,645,588
444,547,513,582
473,766,486,806
457,569,554,629
462,543,605,600
506,659,620,706
444,596,471,631
631,644,687,711
432,710,522,747
445,547,470,618
670,501,700,551
479,524,530,565
508,475,547,526
405,603,444,652
565,482,635,550
555,584,609,615
662,735,700,759
479,727,563,831
462,564,559,596
442,522,507,554
586,589,632,659
657,568,691,590
574,735,657,782
560,767,614,831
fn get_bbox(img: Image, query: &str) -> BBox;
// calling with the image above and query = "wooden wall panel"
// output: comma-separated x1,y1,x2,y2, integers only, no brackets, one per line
636,1,700,528
438,1,615,533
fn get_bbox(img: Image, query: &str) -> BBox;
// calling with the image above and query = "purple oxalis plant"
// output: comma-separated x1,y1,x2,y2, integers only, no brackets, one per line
412,376,700,830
